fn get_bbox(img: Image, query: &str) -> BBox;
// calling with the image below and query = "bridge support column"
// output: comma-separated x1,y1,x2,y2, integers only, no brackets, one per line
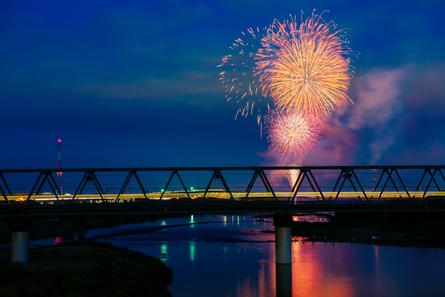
274,213,293,297
274,213,293,264
9,218,31,264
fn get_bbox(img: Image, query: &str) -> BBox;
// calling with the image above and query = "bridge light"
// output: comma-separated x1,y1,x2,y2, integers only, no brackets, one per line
190,186,195,192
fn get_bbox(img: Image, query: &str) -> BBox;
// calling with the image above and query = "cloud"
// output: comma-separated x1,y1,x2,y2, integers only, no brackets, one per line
74,70,222,103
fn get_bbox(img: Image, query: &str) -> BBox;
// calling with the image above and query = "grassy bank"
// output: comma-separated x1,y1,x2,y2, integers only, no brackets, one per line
0,241,173,297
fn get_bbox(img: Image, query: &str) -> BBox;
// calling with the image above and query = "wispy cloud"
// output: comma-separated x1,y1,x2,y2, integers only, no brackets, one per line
74,70,222,103
300,66,409,165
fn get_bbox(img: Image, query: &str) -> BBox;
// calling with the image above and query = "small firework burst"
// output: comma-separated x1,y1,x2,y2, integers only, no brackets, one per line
266,111,323,161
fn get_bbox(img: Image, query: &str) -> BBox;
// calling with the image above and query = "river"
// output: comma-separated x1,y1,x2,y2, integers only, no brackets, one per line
82,215,445,297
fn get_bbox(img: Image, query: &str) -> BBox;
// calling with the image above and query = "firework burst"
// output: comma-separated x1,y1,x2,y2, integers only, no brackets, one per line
218,27,271,126
219,11,353,173
256,12,352,117
266,111,323,162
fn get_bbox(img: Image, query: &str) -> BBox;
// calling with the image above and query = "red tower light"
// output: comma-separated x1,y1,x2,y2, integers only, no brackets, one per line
57,137,63,194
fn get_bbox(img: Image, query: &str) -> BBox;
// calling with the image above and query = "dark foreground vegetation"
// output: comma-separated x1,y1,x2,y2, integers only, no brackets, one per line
0,242,173,297
292,211,445,248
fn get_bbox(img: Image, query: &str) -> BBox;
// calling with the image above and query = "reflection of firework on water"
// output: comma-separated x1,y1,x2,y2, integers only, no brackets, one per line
218,27,271,126
256,12,352,117
266,111,322,161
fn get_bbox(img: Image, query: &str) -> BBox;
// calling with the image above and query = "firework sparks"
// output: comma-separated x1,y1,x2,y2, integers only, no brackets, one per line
218,27,271,126
219,11,353,174
266,111,322,161
256,12,352,117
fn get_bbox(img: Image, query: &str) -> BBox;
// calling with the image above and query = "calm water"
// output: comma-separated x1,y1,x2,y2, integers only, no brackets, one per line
83,215,445,297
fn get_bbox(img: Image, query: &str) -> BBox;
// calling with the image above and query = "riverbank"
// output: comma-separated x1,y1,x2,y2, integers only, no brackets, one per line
0,214,168,244
292,211,445,248
0,241,173,297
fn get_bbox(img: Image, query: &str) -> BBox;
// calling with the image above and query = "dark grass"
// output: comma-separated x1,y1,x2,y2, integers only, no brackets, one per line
292,211,445,248
0,241,173,297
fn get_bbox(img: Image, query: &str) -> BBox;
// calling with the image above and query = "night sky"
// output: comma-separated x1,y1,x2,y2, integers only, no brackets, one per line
1,0,444,168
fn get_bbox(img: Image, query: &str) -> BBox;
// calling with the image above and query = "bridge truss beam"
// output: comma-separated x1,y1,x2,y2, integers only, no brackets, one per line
0,165,443,206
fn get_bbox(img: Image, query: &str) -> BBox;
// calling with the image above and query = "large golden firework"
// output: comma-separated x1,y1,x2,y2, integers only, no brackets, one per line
256,13,352,117
219,12,353,172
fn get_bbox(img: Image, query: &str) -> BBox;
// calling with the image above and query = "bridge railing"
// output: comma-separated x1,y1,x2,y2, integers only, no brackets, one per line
0,166,444,205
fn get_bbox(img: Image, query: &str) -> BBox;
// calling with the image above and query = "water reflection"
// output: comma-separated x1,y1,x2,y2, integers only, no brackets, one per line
189,241,196,261
160,242,168,261
290,241,354,297
92,215,445,297
276,264,292,297
189,215,195,228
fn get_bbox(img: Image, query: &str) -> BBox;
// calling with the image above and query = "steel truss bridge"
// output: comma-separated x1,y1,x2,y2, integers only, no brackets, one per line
0,165,444,210
2,165,445,264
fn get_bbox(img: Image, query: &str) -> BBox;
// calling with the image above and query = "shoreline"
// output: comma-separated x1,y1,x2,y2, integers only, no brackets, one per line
2,213,445,250
0,241,173,297
290,211,445,249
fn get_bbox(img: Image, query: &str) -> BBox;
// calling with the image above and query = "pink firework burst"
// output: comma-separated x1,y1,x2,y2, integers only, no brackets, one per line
266,111,323,162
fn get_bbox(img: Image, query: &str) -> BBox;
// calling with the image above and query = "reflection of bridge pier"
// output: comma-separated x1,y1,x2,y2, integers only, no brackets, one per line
274,213,293,297
276,263,292,297
9,218,31,264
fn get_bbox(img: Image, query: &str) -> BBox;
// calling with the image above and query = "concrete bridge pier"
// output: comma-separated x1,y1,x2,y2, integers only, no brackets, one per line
274,213,293,297
9,218,31,264
274,213,293,264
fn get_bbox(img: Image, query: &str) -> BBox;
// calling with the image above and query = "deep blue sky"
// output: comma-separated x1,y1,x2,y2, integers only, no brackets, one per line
1,0,444,168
